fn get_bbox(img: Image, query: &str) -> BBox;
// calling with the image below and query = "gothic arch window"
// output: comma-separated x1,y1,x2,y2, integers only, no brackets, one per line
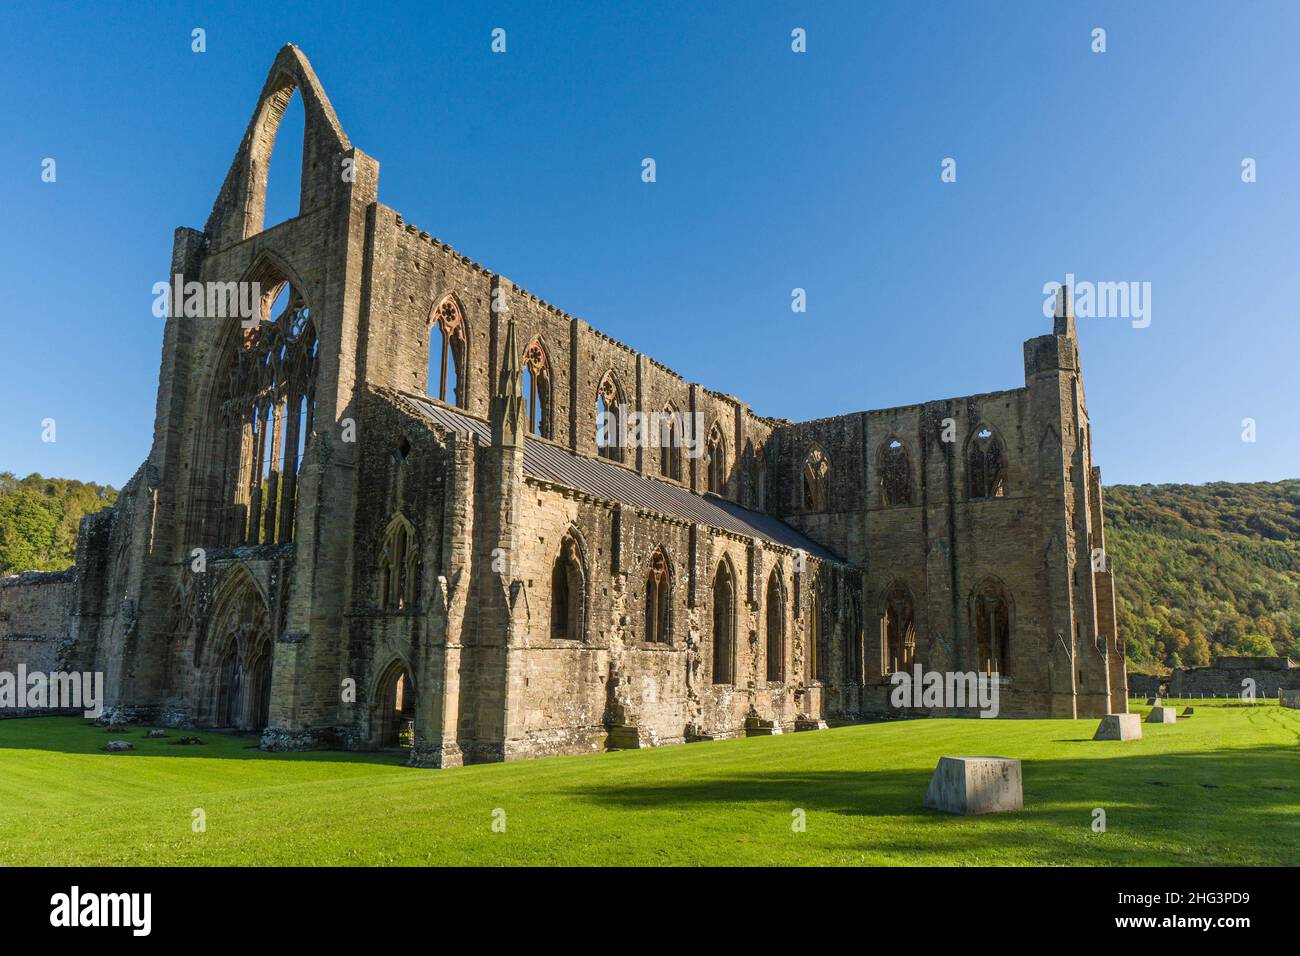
429,295,467,407
707,423,727,495
596,373,625,463
644,548,672,643
379,513,418,610
659,406,683,481
551,531,587,641
801,446,829,511
808,580,829,683
879,437,912,507
711,560,735,684
765,569,785,681
216,269,317,546
881,582,917,674
967,425,1008,499
972,580,1012,675
844,600,862,686
522,338,552,439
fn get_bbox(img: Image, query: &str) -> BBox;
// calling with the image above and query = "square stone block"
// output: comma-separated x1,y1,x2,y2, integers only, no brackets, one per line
923,756,1023,815
1146,706,1177,724
1093,713,1142,741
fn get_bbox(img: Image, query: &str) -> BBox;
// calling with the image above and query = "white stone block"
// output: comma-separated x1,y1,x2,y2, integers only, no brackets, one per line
1093,713,1142,740
1146,706,1177,724
923,756,1023,815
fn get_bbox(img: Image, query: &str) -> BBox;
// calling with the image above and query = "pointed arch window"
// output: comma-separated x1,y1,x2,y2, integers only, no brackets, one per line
429,296,467,407
379,514,418,610
802,446,829,511
707,424,727,495
882,583,917,674
644,548,672,643
522,339,552,439
844,601,862,685
659,406,683,481
765,570,785,681
596,374,624,463
808,581,829,683
712,561,735,684
551,532,587,641
879,438,912,506
216,274,317,546
968,426,1007,499
973,581,1011,675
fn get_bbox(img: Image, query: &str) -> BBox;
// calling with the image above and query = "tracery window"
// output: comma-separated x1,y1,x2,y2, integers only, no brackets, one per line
973,580,1011,675
802,446,829,511
968,426,1007,499
428,295,467,407
217,281,317,545
522,339,552,438
879,438,912,507
882,583,917,674
379,514,418,610
596,373,624,463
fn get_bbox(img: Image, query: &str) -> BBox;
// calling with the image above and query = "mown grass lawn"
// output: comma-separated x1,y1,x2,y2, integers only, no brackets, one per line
0,701,1295,866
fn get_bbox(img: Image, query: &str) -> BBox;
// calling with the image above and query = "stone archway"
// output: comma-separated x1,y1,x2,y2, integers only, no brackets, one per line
373,660,416,749
204,568,273,731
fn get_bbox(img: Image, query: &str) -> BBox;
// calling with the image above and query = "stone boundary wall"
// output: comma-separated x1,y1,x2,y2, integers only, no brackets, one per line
1168,656,1300,699
0,569,77,717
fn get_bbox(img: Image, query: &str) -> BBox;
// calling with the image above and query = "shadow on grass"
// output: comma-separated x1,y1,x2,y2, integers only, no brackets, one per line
561,746,1300,846
559,749,1300,868
0,717,407,767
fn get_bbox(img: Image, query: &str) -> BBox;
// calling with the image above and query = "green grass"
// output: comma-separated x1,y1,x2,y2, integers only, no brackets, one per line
1,702,1296,866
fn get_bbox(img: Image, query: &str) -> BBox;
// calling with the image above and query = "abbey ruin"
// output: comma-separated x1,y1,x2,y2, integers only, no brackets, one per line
0,47,1127,765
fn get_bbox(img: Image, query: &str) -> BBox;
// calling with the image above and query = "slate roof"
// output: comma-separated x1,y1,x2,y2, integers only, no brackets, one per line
393,392,846,565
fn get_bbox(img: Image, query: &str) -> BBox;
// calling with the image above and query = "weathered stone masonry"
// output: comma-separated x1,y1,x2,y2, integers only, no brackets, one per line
14,46,1125,763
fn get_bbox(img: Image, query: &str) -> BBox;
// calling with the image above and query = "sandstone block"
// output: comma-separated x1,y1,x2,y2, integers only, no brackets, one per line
1093,713,1142,740
1146,706,1177,724
923,756,1023,815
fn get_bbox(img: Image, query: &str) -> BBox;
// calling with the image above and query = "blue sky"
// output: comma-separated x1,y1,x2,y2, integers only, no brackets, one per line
3,0,1297,488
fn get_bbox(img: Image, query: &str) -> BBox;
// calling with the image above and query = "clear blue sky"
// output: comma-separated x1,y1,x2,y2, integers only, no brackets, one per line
3,0,1297,488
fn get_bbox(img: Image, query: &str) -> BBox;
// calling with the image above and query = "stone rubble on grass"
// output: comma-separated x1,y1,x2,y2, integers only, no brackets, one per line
104,740,134,752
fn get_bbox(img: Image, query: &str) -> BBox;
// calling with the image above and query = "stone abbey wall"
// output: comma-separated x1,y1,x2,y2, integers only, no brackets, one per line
0,571,76,681
51,45,1127,763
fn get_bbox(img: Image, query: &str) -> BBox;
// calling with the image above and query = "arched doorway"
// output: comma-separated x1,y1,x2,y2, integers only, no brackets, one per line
204,568,274,732
375,662,416,749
